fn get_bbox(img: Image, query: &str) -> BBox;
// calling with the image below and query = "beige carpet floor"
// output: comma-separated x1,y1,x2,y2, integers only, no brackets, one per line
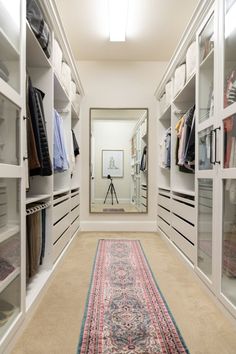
11,232,236,354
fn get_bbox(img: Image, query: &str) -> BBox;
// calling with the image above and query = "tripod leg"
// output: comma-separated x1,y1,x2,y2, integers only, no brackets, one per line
111,183,113,205
111,183,119,204
104,184,111,204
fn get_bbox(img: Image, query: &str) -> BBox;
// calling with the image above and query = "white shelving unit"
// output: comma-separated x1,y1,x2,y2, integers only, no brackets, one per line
0,0,84,351
155,0,236,321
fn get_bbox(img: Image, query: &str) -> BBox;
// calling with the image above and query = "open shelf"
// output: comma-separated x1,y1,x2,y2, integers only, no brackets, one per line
0,29,19,61
26,194,51,205
200,48,214,69
71,103,80,120
159,105,171,122
173,73,195,104
0,267,20,294
54,73,70,103
0,225,20,244
53,188,70,196
26,22,51,68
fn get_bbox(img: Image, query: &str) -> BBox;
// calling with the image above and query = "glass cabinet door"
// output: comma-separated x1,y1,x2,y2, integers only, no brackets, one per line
197,179,213,279
0,94,20,165
224,0,236,109
0,0,21,93
198,126,214,170
0,178,21,337
222,179,236,306
199,14,214,123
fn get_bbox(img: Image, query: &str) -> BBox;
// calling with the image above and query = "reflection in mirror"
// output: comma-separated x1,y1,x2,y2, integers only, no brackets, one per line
90,108,148,213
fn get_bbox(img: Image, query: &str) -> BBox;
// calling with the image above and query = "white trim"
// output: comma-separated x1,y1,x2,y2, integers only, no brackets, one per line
80,221,156,232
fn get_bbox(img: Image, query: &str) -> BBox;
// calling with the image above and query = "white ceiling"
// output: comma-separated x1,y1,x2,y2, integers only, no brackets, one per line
55,0,199,61
91,108,146,120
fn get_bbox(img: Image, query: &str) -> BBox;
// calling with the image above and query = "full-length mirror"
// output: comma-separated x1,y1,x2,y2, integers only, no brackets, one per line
90,108,148,213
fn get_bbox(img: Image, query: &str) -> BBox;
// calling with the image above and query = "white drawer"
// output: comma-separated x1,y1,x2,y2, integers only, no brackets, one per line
172,198,195,225
53,212,71,244
71,205,79,223
0,204,6,216
0,214,7,228
53,199,70,224
71,194,80,210
158,194,170,210
0,193,7,204
172,213,195,244
53,227,71,263
157,217,170,238
70,217,80,236
157,205,171,224
171,227,194,263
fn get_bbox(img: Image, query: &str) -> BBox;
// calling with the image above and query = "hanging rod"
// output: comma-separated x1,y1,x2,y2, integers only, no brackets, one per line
26,201,51,216
173,110,186,115
56,109,70,114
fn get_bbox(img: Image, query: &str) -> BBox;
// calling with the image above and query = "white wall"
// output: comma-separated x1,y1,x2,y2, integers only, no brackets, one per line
78,60,167,231
93,120,135,203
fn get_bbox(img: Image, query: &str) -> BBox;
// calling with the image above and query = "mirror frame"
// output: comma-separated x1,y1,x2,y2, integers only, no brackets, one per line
89,107,149,214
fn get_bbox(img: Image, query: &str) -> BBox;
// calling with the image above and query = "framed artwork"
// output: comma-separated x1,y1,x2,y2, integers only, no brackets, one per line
102,150,124,178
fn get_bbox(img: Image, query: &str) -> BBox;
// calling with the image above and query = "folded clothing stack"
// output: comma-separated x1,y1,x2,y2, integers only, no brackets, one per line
0,62,9,83
53,39,62,77
70,80,77,101
72,93,81,115
61,62,71,95
173,63,186,98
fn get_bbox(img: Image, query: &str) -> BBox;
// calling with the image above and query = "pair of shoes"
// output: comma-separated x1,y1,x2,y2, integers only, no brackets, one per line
0,300,15,327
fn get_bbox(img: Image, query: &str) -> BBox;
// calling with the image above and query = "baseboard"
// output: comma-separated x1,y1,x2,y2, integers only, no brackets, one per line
80,221,156,232
93,198,130,204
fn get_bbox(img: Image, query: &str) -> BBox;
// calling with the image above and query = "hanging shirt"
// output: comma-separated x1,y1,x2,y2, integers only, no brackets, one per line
53,110,69,172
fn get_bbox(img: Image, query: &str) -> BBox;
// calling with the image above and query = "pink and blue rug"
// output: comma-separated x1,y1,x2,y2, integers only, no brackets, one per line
78,240,189,353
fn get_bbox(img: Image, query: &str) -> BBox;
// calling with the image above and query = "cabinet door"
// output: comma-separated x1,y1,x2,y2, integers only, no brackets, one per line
196,8,217,287
0,178,21,339
199,13,214,123
223,0,236,110
0,0,22,93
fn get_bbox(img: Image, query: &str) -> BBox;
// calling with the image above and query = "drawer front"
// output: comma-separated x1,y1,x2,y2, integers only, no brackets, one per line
71,205,79,222
53,199,70,224
172,214,195,244
70,217,80,236
157,205,171,224
158,194,170,210
0,204,7,216
172,199,195,224
53,227,71,263
0,214,7,228
53,212,71,244
71,194,80,210
171,227,194,262
0,193,7,205
157,217,170,238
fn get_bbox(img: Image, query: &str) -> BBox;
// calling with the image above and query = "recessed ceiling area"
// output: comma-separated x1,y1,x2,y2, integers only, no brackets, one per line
55,0,199,61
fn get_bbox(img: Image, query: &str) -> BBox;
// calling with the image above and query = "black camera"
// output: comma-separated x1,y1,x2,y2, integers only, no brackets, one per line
107,174,112,179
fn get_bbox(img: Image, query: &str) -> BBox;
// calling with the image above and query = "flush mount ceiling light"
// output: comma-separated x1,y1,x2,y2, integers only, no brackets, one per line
109,0,129,42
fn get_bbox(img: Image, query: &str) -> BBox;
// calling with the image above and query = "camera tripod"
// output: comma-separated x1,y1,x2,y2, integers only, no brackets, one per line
104,177,119,205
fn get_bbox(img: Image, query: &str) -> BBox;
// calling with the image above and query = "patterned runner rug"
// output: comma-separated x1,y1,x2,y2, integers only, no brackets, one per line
77,240,189,354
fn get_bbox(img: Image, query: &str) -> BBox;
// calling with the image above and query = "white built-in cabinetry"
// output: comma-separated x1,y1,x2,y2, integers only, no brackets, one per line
131,112,148,212
156,0,236,320
0,0,83,351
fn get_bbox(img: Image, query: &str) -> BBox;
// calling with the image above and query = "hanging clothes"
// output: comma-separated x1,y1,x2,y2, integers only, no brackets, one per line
72,129,80,156
140,146,147,171
27,76,52,177
159,127,171,168
175,105,195,173
26,207,47,281
53,110,69,172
